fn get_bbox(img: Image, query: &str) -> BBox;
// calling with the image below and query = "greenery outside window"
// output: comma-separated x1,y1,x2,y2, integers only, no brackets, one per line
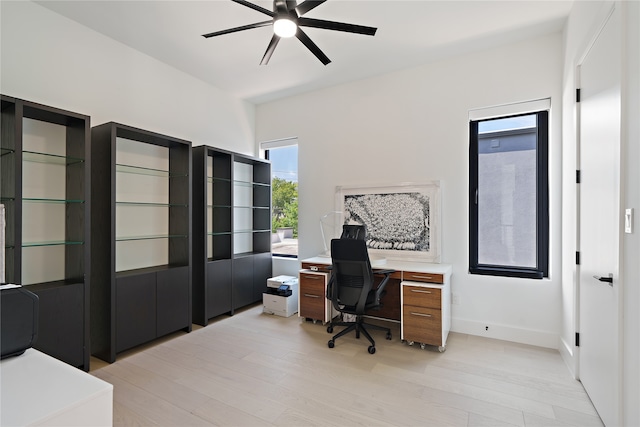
469,107,549,279
263,140,298,258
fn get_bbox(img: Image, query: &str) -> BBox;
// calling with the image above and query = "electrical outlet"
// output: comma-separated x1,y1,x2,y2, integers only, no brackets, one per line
452,293,460,305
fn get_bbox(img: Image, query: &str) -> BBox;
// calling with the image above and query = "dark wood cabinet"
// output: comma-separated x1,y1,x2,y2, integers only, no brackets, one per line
1,95,91,370
192,146,271,325
115,272,156,353
90,122,192,363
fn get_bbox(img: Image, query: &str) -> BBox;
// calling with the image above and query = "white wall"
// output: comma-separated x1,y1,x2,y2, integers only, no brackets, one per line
256,33,564,349
0,1,255,153
561,1,640,425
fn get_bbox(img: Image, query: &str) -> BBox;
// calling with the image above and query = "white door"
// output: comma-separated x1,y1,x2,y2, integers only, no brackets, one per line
578,6,622,427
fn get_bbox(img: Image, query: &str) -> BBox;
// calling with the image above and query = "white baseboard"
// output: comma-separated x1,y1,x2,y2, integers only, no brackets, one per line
451,317,559,349
559,336,578,379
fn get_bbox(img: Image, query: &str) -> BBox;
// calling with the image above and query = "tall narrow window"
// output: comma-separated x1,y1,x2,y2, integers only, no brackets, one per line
469,108,549,279
262,139,298,258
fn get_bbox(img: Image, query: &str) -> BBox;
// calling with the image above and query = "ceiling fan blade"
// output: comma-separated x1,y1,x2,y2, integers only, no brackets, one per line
260,34,281,65
295,0,327,16
202,20,272,38
275,0,296,14
231,0,275,17
296,28,331,65
298,17,377,36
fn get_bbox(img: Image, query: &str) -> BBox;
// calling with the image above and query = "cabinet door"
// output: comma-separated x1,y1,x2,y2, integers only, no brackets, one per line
116,273,156,353
32,282,85,368
253,252,272,301
157,266,190,337
207,259,232,318
233,255,253,309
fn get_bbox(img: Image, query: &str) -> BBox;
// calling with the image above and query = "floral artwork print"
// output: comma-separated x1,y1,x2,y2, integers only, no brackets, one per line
344,192,430,252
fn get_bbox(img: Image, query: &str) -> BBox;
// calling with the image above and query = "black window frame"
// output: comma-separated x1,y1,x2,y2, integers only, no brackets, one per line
469,110,549,279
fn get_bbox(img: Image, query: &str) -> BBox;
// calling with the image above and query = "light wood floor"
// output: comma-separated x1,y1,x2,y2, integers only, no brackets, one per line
90,305,602,427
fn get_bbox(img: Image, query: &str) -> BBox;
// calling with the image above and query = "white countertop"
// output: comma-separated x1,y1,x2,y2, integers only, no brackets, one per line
301,256,452,275
1,349,113,426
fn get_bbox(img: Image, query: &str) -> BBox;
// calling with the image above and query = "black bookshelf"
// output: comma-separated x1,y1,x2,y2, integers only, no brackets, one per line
90,122,192,363
192,146,271,326
1,94,91,370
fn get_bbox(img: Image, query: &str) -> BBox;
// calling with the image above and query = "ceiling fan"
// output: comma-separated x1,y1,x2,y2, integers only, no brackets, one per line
202,0,377,65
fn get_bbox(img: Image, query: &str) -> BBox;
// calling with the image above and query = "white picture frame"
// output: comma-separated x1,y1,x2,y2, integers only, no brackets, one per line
335,181,441,263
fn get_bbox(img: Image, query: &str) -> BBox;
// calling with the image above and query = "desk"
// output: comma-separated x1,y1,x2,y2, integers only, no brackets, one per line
300,256,452,351
1,349,113,426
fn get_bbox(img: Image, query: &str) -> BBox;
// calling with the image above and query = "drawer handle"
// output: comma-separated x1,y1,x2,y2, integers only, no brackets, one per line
410,312,432,317
410,274,435,280
304,294,320,298
410,289,432,294
304,276,321,280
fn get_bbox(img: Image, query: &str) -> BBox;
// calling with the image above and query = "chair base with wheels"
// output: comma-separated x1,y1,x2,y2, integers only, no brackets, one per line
327,314,392,354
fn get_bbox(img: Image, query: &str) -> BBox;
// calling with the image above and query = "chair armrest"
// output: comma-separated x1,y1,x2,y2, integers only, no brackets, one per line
373,269,396,301
374,269,395,276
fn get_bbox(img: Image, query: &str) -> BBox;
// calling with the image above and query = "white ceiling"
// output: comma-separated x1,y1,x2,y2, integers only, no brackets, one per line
36,0,573,104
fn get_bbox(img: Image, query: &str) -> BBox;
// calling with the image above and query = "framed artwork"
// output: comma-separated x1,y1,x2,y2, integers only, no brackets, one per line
335,181,441,263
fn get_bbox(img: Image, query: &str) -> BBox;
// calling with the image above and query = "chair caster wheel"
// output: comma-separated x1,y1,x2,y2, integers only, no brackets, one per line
386,332,392,340
328,340,335,348
368,346,376,354
408,341,415,346
420,343,426,350
327,326,333,333
438,346,446,353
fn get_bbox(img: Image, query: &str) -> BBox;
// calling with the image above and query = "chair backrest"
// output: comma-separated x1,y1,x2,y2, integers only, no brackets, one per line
329,237,374,314
340,224,367,240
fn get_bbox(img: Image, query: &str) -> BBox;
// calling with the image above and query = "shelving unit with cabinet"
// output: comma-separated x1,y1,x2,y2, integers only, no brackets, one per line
90,122,191,363
0,95,91,370
192,146,271,326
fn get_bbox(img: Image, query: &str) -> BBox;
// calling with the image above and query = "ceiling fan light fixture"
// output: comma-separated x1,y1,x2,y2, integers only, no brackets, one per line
273,17,297,38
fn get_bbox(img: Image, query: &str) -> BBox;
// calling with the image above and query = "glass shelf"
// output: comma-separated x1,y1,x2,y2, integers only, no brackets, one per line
22,240,84,247
116,163,188,177
23,197,84,204
209,204,232,209
207,176,231,184
23,150,84,165
0,197,15,203
116,234,188,242
1,147,15,156
233,229,271,234
233,180,270,188
208,231,232,236
115,201,188,207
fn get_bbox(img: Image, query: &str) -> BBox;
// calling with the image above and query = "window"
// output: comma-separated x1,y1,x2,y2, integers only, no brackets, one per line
469,108,549,279
262,139,298,258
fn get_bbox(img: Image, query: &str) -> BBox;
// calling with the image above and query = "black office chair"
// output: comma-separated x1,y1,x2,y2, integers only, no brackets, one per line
326,233,395,354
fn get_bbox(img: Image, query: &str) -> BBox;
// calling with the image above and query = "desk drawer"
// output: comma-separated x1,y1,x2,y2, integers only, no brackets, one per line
402,285,441,309
299,283,326,321
300,263,331,274
402,306,442,345
403,271,444,284
299,273,328,322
